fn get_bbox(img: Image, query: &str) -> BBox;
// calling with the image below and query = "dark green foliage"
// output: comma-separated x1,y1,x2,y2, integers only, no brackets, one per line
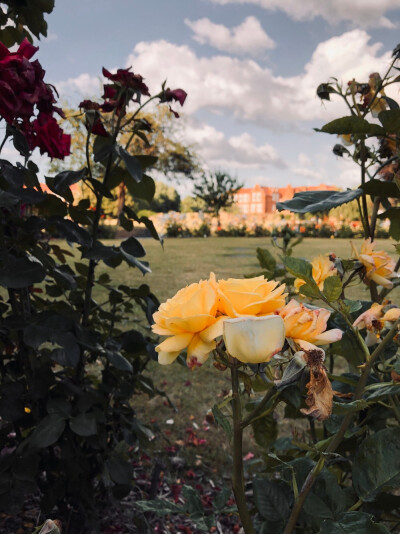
0,65,169,532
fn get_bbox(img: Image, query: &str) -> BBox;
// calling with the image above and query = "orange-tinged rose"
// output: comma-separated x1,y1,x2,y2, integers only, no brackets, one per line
353,302,384,346
217,276,286,317
382,307,400,323
351,239,397,289
279,299,342,351
152,273,224,367
294,255,337,292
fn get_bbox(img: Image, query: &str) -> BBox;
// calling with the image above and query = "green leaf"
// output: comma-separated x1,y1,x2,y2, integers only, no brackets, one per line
257,248,276,272
364,382,400,401
332,330,365,367
115,145,143,183
29,414,66,448
212,404,232,440
135,498,182,515
252,412,277,449
323,276,342,302
0,256,45,288
134,154,158,170
69,413,97,437
125,173,155,203
362,180,400,199
284,256,312,280
46,168,87,203
320,512,390,534
332,399,368,415
277,189,362,214
106,455,133,486
253,478,291,522
105,350,133,372
0,190,20,207
316,116,386,136
378,208,400,240
378,109,400,132
352,427,400,501
93,136,114,163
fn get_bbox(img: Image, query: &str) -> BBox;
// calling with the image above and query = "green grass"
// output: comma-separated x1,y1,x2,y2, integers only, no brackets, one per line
96,236,399,302
98,236,397,472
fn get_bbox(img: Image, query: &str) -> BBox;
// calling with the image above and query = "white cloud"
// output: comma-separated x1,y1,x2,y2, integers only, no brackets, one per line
184,16,275,55
207,0,400,29
292,153,324,180
56,73,102,100
181,119,286,169
125,30,392,128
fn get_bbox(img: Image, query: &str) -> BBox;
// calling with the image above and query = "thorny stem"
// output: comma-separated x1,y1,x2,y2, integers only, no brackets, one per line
230,363,256,534
282,319,400,534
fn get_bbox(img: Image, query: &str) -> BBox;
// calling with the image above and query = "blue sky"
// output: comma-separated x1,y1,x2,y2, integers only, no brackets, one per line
18,0,400,196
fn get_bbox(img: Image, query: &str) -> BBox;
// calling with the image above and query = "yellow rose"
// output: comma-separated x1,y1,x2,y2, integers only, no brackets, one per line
351,239,396,289
223,315,285,364
294,255,337,292
217,276,286,317
152,273,224,367
279,299,342,351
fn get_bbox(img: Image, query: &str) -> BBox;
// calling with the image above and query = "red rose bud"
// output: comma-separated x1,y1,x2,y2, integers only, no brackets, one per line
102,66,150,96
79,100,101,111
164,89,187,106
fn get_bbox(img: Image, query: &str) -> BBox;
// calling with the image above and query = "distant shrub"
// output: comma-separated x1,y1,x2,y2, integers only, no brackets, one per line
192,222,211,237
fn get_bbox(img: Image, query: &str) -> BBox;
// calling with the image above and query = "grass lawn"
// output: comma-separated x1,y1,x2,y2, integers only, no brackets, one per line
91,236,398,473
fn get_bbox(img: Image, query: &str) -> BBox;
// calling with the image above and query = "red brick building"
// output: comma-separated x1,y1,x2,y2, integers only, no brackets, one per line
234,183,338,215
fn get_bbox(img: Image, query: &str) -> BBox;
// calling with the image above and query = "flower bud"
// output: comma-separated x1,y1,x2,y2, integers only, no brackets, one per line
223,315,285,364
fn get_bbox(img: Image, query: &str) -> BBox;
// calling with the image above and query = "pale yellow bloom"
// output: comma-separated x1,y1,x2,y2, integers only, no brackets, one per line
223,315,285,364
152,273,224,367
279,299,342,351
294,255,337,292
217,276,286,317
351,239,396,289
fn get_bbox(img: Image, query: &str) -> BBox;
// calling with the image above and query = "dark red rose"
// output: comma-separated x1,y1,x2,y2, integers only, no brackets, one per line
102,85,117,100
31,113,71,159
164,89,187,106
79,100,101,111
0,38,61,125
102,66,150,96
159,88,187,118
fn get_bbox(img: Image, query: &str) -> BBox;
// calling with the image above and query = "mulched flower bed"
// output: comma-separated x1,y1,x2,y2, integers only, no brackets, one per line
0,452,242,534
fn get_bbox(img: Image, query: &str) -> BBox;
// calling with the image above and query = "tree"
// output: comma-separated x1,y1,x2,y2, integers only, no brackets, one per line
193,171,243,217
50,106,200,216
180,195,207,213
149,181,180,212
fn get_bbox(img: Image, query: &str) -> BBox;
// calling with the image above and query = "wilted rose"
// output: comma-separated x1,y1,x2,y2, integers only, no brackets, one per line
300,348,333,421
223,315,285,364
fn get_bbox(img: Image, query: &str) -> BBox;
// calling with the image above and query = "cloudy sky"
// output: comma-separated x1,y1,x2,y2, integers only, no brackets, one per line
23,0,400,195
